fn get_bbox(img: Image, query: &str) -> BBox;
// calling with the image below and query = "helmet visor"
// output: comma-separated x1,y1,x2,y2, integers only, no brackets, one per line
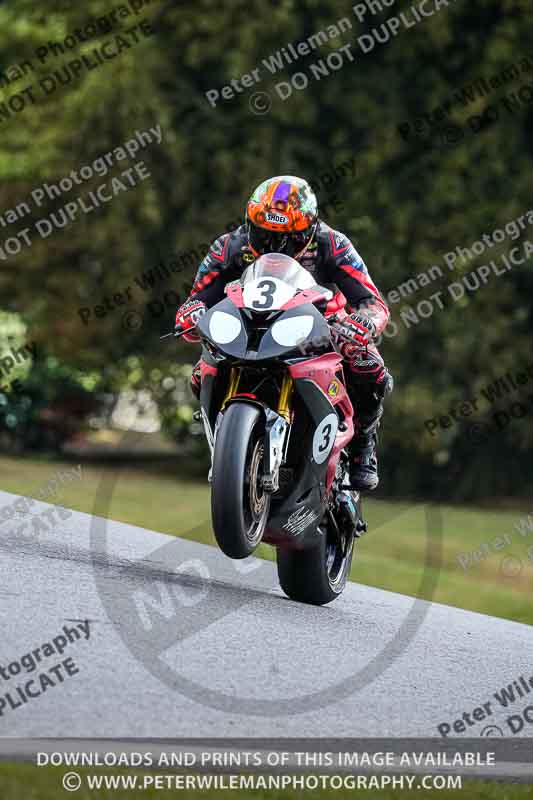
248,222,314,257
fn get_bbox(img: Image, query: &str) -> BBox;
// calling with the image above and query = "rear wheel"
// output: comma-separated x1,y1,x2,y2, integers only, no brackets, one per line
211,403,270,559
276,510,355,605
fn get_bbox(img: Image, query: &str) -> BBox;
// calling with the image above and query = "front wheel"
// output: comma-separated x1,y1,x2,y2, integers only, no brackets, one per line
211,403,270,559
276,511,355,605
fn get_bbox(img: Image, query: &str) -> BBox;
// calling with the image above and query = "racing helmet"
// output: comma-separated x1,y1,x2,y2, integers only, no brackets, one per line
245,176,318,259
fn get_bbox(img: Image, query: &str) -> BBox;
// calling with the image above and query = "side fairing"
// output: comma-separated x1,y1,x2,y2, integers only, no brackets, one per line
264,375,339,548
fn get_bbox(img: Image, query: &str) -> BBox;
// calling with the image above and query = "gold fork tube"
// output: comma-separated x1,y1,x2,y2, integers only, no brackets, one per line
222,367,241,408
277,374,294,422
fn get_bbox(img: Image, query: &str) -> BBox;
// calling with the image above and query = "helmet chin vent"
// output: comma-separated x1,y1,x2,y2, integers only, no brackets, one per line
247,221,314,258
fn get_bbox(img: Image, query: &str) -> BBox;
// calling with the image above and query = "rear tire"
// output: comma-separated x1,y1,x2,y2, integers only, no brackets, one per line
211,403,270,559
276,512,355,605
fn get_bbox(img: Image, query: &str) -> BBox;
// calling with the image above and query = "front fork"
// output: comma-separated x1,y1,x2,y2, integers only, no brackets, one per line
221,367,241,409
205,368,293,492
277,373,294,422
263,373,293,493
205,367,242,481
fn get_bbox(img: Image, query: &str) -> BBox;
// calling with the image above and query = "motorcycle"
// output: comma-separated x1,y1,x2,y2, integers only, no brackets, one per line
175,252,367,605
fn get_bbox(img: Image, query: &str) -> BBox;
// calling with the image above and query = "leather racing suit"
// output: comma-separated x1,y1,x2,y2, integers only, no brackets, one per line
183,219,393,489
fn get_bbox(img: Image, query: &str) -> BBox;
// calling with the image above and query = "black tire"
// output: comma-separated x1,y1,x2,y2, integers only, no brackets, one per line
211,403,270,559
276,513,355,605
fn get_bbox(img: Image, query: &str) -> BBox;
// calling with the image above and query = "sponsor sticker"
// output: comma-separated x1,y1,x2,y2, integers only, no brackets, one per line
265,211,288,225
282,507,320,535
328,380,340,398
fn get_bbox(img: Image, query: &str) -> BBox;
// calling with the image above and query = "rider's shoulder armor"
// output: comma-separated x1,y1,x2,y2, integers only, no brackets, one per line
192,225,252,292
315,220,369,278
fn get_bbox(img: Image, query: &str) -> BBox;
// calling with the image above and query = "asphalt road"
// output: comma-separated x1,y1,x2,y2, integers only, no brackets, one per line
1,489,532,746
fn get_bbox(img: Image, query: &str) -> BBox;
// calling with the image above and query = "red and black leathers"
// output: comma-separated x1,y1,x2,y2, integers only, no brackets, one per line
189,221,387,329
182,220,393,490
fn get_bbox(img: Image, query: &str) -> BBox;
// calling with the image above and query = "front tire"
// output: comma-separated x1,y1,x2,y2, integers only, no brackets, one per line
276,512,355,605
211,403,270,559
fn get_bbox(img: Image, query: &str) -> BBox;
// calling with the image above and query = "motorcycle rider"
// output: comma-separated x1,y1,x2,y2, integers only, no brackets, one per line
175,176,393,491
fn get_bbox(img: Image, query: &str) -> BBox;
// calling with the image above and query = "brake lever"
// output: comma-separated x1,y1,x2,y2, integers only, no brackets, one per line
160,328,194,340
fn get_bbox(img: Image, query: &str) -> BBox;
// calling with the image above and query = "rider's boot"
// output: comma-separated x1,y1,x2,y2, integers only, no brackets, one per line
349,402,383,491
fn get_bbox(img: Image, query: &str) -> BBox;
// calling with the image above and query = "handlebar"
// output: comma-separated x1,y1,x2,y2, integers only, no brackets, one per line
160,328,192,340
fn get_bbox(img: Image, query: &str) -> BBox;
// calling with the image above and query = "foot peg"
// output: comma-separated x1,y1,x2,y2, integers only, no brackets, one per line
337,491,361,537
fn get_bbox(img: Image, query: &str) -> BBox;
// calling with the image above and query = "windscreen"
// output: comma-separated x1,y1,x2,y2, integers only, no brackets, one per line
241,253,315,290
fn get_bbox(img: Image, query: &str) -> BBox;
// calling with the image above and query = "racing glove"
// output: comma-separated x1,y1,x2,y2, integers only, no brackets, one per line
330,312,377,349
175,298,207,343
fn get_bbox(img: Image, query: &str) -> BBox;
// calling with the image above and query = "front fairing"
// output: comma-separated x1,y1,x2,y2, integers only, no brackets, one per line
197,298,331,361
196,298,248,359
254,304,330,360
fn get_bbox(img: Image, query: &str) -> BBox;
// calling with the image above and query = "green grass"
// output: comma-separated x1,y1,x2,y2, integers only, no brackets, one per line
1,454,532,626
0,764,530,800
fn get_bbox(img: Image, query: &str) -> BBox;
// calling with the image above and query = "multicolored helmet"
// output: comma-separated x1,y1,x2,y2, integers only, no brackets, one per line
245,176,318,258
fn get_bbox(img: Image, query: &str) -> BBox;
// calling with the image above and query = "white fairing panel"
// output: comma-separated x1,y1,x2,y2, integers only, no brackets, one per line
242,277,296,311
209,311,242,344
270,315,314,347
312,413,338,464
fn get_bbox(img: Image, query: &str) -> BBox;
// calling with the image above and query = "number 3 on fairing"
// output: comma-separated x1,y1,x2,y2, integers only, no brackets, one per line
319,424,332,452
312,413,338,464
252,279,277,309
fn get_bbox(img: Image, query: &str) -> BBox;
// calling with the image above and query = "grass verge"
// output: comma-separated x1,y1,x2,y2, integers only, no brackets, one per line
0,454,532,625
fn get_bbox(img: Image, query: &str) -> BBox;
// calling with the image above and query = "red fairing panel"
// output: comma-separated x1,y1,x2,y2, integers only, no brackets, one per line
200,360,218,380
225,283,244,307
289,353,354,490
324,368,354,490
281,287,331,311
288,352,342,388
